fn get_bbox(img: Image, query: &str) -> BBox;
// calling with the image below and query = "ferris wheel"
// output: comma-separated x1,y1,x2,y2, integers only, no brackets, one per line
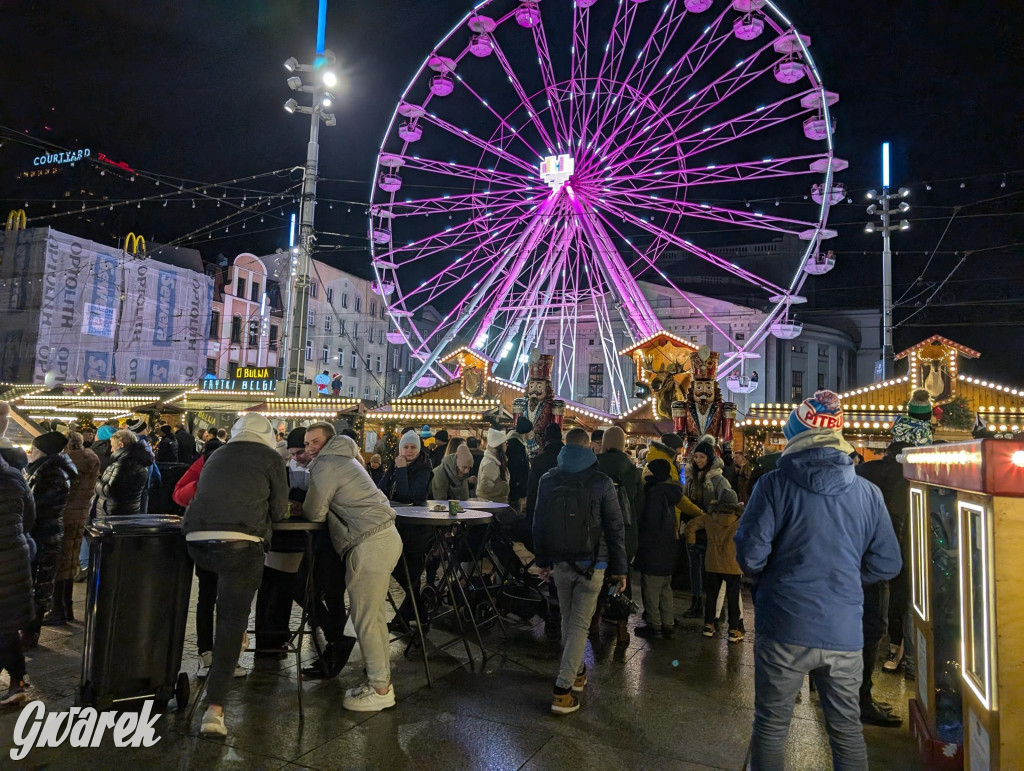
369,0,842,409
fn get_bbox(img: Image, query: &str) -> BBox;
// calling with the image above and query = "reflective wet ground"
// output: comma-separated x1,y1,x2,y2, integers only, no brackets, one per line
0,580,920,769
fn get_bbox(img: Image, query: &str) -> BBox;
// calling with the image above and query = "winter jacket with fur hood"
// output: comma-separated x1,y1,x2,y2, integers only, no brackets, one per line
304,435,397,557
684,455,733,512
685,504,743,574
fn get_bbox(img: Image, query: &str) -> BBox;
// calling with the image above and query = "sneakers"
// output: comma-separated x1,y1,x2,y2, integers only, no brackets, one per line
551,689,580,715
702,624,716,638
728,628,745,643
200,706,227,736
343,683,396,713
197,651,247,678
882,642,904,673
1,680,28,706
571,667,587,693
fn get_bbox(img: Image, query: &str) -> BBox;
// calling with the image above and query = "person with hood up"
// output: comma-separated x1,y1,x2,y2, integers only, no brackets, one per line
91,429,155,517
680,435,734,620
184,414,289,737
303,430,403,713
45,431,99,625
735,390,901,769
505,417,532,512
532,428,627,715
23,431,77,647
685,489,745,642
596,426,643,644
0,452,35,705
633,458,684,640
430,443,474,501
155,424,179,463
477,428,511,503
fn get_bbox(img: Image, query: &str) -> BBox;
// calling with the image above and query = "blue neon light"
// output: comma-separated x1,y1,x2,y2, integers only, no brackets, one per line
316,0,327,56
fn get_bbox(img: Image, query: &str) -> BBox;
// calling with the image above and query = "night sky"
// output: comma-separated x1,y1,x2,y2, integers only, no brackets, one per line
2,0,1021,378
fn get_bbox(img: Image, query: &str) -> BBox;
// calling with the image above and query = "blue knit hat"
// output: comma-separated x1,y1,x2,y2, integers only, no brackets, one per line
96,425,117,441
420,424,431,439
783,390,844,440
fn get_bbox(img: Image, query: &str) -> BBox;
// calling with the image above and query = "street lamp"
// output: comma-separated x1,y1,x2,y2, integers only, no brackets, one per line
863,141,911,380
279,47,338,397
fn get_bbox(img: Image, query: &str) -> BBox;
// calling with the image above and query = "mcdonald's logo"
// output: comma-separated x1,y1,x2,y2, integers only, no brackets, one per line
5,209,27,232
123,232,146,256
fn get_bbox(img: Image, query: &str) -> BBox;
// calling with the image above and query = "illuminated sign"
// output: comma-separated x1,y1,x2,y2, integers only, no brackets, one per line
33,148,91,166
902,439,1024,496
540,154,574,192
200,367,277,392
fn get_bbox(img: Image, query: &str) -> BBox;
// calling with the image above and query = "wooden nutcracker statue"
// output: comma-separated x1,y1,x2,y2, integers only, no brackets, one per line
671,345,736,456
513,351,561,456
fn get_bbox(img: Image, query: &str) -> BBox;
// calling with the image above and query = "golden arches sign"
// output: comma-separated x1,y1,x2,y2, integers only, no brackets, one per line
5,209,27,232
123,232,146,255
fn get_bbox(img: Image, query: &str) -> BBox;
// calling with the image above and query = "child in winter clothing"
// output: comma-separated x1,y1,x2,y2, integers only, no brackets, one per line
684,491,745,642
634,459,684,638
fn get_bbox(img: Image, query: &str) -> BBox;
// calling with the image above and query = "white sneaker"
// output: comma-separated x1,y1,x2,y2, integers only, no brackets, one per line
343,683,396,712
197,651,213,678
233,664,247,678
200,706,227,736
344,681,369,699
882,642,904,673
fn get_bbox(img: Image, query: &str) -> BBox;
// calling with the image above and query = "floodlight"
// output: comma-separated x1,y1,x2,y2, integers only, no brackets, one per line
284,57,299,72
284,98,298,114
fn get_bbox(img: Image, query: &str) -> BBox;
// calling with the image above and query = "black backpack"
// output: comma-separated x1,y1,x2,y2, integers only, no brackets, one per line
541,470,601,576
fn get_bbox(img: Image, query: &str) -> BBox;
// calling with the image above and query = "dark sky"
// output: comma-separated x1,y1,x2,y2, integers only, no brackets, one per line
2,0,1022,378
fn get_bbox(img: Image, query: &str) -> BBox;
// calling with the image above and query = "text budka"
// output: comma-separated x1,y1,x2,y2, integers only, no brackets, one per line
10,701,161,761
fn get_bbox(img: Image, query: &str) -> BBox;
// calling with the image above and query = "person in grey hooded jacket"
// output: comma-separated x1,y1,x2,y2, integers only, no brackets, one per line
304,432,403,714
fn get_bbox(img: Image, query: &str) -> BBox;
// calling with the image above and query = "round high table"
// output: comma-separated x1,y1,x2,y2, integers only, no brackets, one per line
394,506,503,669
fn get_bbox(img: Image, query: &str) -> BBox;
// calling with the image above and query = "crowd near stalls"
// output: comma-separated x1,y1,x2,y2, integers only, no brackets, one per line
1,333,1019,766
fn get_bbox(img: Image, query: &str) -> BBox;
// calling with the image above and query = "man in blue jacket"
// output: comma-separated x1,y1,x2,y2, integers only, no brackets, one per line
735,391,901,770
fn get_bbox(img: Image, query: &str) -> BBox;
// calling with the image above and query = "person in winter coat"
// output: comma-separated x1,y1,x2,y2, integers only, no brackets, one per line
597,426,643,644
24,431,77,646
477,428,511,503
45,431,99,625
90,424,117,472
184,414,289,738
685,491,745,641
681,436,734,619
155,424,179,463
428,429,449,469
378,431,432,505
0,453,35,705
430,444,474,501
174,424,197,465
505,417,532,512
0,400,29,471
524,423,564,547
532,428,627,716
634,459,684,640
172,439,223,509
92,430,155,517
303,431,402,713
368,454,385,486
735,390,901,769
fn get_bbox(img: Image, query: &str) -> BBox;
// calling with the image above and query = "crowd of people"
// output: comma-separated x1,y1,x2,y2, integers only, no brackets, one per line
0,389,924,767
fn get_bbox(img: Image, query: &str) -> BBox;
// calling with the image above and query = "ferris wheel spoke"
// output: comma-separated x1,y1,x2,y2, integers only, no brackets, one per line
490,40,558,152
416,110,540,174
568,2,590,146
450,76,548,162
602,153,827,194
380,186,535,220
597,197,786,295
387,154,539,191
603,189,816,236
531,20,572,149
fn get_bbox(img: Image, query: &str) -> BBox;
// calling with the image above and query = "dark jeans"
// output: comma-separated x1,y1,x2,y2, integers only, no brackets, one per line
187,541,264,704
888,562,909,647
687,541,706,597
255,567,301,651
704,572,742,629
295,531,347,644
860,582,887,708
0,630,26,683
195,565,217,653
392,522,432,618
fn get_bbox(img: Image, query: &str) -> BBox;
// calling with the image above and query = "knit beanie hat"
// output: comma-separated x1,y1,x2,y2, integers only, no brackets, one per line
692,435,716,459
602,426,626,453
515,416,534,435
486,427,507,448
230,413,277,449
286,426,307,449
370,453,382,465
646,458,672,483
160,424,174,437
907,389,934,420
33,431,68,455
420,425,432,439
455,444,474,468
96,425,117,442
434,429,449,444
783,390,844,441
126,418,147,434
543,423,563,444
660,432,685,451
715,488,739,505
400,431,422,451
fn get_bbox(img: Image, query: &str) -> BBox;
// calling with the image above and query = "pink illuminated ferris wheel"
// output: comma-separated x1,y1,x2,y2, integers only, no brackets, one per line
369,0,843,409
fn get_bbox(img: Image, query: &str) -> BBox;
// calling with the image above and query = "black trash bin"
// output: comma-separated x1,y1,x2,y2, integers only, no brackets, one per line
79,515,193,712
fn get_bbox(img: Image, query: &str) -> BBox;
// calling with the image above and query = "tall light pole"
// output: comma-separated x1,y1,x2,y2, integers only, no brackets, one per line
864,142,910,380
280,2,337,396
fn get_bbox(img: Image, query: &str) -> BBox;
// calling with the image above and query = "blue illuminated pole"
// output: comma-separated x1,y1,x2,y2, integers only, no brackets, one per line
881,142,893,379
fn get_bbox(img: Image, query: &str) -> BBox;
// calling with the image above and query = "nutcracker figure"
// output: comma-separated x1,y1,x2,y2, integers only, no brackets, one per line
671,346,736,456
514,351,558,456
